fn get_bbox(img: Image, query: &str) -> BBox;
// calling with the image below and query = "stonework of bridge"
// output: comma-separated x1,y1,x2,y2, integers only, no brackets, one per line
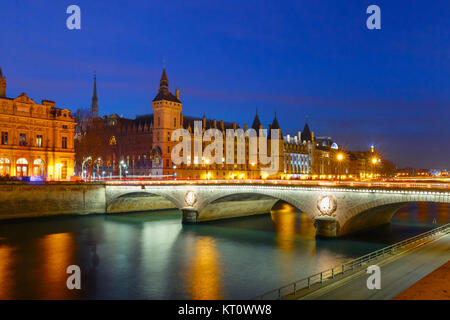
105,182,450,237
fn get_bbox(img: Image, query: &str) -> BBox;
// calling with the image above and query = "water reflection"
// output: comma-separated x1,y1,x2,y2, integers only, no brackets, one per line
0,201,447,299
185,236,222,300
37,233,76,299
0,245,14,299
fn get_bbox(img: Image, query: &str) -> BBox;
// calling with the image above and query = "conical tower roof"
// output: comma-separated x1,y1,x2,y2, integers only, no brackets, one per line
251,110,261,131
301,122,312,142
153,68,181,103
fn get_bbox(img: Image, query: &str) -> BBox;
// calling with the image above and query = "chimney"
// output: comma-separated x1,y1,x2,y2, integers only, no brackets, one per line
244,124,248,132
220,120,224,130
312,131,315,141
213,119,217,128
175,89,180,100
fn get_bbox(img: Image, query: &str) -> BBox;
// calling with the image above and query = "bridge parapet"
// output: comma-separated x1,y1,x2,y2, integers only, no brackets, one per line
104,181,450,237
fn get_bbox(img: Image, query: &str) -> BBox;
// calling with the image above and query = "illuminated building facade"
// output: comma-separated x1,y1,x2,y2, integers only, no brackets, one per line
77,69,284,179
76,68,391,180
0,68,75,180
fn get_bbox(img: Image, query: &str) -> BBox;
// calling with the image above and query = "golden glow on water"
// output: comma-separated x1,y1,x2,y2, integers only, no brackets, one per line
271,204,297,251
437,203,449,224
270,202,316,251
37,233,76,299
0,245,14,299
186,236,223,300
417,202,429,223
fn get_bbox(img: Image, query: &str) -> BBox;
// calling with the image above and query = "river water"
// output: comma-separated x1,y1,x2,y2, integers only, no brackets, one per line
0,202,448,299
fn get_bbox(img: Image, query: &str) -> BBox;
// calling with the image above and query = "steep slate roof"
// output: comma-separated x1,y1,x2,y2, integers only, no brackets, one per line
301,122,312,142
251,111,261,130
135,114,154,127
268,113,282,138
153,68,181,103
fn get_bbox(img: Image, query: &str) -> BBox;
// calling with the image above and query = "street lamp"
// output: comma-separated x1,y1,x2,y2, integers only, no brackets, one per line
205,158,210,180
82,156,92,179
93,158,102,180
371,157,379,179
119,160,127,179
336,153,344,181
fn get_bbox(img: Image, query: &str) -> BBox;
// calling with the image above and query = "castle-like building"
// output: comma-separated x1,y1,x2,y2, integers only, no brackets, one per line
0,67,76,180
77,69,285,179
76,68,386,180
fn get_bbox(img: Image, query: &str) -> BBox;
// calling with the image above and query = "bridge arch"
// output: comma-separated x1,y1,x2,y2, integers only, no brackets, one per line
106,191,179,214
338,196,450,236
196,191,314,222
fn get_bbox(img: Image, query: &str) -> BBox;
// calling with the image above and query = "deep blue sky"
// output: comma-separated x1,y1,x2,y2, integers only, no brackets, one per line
0,1,448,168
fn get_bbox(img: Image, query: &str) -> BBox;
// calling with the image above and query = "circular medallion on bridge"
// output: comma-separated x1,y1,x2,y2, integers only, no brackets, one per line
185,190,197,207
317,195,337,216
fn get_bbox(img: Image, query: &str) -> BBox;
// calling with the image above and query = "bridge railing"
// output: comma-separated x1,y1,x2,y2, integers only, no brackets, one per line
102,178,450,190
253,223,450,300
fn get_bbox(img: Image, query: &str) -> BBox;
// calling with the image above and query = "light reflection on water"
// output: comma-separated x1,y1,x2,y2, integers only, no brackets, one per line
0,202,448,299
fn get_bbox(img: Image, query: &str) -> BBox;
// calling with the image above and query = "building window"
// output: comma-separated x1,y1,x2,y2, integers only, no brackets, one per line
36,135,43,147
19,133,27,146
0,158,11,176
158,117,160,126
166,159,169,167
62,125,68,129
62,137,67,149
174,117,176,127
61,161,67,180
109,136,117,146
1,132,7,145
16,158,28,177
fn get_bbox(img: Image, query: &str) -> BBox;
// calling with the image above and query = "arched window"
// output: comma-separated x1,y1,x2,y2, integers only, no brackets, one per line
33,159,45,178
16,158,29,177
0,158,11,176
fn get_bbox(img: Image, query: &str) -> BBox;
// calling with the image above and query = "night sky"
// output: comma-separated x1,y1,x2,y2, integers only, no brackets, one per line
0,1,448,169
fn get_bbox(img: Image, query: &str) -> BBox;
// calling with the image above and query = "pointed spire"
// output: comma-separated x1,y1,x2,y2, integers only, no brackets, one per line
90,72,99,118
0,66,6,97
160,68,168,90
93,72,97,98
251,108,261,131
301,121,312,142
271,112,280,130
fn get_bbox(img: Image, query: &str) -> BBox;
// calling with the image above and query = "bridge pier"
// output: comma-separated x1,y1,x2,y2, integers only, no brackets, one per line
314,216,340,238
181,208,199,224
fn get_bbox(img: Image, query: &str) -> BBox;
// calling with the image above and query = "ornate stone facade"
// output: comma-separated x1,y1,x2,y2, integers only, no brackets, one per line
77,69,284,179
0,69,75,180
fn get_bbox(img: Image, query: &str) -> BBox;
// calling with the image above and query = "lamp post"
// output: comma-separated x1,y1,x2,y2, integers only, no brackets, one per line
119,160,127,179
82,156,92,180
371,157,378,179
93,158,102,180
205,158,210,180
336,153,344,181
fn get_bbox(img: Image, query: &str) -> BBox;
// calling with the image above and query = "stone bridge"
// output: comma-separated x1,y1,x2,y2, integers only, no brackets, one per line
105,181,450,237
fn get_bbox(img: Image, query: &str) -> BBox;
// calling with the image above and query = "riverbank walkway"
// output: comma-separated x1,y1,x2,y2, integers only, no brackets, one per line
299,234,450,300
